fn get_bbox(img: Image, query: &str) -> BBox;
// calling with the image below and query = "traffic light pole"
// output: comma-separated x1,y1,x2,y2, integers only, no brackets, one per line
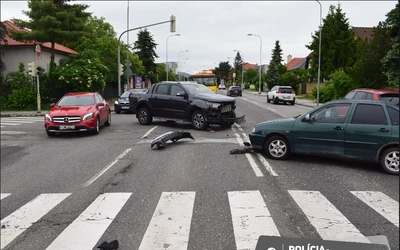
36,75,41,113
117,16,175,96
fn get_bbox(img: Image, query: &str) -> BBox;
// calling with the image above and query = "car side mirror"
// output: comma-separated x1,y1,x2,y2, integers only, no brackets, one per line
176,92,187,98
50,103,55,107
302,114,311,122
98,102,105,107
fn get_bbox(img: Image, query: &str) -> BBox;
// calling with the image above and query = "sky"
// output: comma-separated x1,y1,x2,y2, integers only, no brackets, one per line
1,1,397,74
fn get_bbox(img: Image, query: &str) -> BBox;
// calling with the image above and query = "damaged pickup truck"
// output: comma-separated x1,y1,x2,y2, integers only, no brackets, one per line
129,81,245,130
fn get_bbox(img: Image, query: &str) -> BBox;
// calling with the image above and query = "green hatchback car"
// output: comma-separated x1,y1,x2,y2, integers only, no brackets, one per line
249,99,399,175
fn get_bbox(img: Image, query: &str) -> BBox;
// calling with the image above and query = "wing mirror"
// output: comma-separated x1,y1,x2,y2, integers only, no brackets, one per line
302,114,311,122
97,102,105,107
176,92,188,98
50,103,55,107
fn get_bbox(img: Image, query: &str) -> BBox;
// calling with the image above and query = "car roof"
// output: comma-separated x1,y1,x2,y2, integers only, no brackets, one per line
326,99,399,107
350,88,399,94
65,92,95,96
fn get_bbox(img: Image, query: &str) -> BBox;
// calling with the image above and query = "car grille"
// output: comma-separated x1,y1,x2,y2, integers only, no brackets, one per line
221,104,232,113
52,116,81,123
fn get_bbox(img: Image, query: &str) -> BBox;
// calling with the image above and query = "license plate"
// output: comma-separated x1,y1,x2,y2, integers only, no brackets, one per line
283,96,290,99
59,125,75,130
122,106,129,109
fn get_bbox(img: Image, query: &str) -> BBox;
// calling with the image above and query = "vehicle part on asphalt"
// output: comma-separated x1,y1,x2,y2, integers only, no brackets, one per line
151,130,195,149
235,115,246,125
97,240,119,249
230,147,257,154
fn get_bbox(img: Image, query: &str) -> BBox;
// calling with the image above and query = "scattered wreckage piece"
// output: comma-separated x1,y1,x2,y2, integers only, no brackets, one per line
230,147,258,154
151,130,195,149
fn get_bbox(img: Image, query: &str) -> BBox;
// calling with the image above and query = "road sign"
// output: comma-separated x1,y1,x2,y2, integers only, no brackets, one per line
35,45,41,57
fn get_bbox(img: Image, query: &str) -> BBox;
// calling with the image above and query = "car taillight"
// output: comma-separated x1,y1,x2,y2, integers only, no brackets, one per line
276,90,281,93
292,91,296,94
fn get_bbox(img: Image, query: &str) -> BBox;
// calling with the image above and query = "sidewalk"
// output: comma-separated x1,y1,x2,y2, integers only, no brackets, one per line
243,90,318,108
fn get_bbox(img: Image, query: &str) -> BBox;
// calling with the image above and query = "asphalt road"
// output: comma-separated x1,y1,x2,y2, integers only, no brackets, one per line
1,91,399,250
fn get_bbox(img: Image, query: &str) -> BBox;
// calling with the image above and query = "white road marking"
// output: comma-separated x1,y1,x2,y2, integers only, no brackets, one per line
46,193,131,250
138,192,195,250
235,133,263,177
241,133,250,142
1,131,27,135
351,191,399,227
0,193,11,200
1,193,71,249
288,190,370,243
0,123,19,126
228,190,280,250
83,148,132,187
267,107,277,112
234,123,244,132
256,153,278,176
0,119,36,123
142,125,158,138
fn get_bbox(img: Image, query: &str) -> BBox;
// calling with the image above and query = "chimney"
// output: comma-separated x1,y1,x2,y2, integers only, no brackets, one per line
287,54,292,64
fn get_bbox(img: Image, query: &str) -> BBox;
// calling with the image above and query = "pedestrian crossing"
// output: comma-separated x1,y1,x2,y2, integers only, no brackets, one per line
0,117,43,128
1,190,398,250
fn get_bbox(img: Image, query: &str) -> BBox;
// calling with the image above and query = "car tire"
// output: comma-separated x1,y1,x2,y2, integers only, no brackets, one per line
264,135,290,160
191,110,208,130
92,116,100,135
291,99,295,105
273,97,279,104
115,109,121,114
138,107,153,125
46,131,55,137
104,111,111,126
380,147,399,175
267,96,270,103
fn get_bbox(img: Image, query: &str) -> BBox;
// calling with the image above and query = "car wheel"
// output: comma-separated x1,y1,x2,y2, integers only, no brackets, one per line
291,99,295,105
267,96,270,103
46,131,55,137
264,135,290,160
104,111,111,126
138,107,153,125
380,147,399,175
115,109,121,114
191,110,208,130
273,97,279,104
93,116,100,135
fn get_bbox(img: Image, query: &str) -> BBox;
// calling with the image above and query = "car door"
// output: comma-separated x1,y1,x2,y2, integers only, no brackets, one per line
169,85,190,119
344,103,393,160
95,94,107,123
149,84,171,117
291,103,351,155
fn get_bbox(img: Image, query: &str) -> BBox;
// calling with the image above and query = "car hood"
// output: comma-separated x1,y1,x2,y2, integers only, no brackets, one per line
49,106,96,116
255,117,296,129
194,93,235,103
118,97,129,102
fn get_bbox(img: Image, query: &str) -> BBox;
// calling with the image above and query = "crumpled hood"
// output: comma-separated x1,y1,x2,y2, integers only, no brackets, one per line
49,106,95,117
194,93,235,103
254,117,296,131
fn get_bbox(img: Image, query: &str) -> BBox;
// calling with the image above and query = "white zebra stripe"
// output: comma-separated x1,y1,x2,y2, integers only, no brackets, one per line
0,193,11,200
288,190,370,243
351,191,399,228
1,193,71,249
228,190,280,250
46,193,131,250
138,192,195,250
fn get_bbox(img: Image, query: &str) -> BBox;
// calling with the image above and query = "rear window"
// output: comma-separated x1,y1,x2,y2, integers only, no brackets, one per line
379,94,399,104
231,86,241,90
278,87,293,93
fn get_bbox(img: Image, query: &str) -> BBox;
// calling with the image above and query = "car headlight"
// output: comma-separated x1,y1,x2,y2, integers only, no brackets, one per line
45,114,52,122
207,102,221,109
114,101,119,105
82,112,94,121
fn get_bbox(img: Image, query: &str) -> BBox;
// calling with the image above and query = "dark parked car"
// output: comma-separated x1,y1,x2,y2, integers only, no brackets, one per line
343,88,399,105
114,89,148,114
227,86,242,96
45,92,111,136
249,99,399,175
129,81,244,130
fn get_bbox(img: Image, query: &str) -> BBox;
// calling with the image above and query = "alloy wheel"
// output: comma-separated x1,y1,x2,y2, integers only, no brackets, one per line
268,139,287,158
139,110,148,123
384,150,399,173
193,113,204,129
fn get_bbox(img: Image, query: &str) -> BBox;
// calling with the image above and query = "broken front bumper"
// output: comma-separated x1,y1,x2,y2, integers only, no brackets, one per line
205,111,246,125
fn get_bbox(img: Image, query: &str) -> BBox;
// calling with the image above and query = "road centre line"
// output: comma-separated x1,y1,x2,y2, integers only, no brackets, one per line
1,131,27,135
235,133,263,177
142,125,158,138
0,123,19,126
267,107,277,112
256,153,278,176
83,148,132,187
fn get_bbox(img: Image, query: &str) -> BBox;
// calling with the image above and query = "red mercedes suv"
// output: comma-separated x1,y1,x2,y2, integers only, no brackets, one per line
344,88,399,104
44,92,111,136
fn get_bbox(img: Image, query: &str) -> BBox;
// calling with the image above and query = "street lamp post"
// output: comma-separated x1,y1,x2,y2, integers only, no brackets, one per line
166,34,180,81
178,50,188,81
234,49,244,87
316,0,322,106
227,57,235,85
247,34,262,94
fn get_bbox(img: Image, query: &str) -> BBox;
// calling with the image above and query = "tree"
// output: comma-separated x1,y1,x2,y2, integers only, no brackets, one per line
306,4,357,80
381,2,399,86
271,40,283,65
243,68,258,84
217,61,232,80
266,61,279,90
133,29,158,77
0,21,7,73
10,0,91,67
233,51,243,79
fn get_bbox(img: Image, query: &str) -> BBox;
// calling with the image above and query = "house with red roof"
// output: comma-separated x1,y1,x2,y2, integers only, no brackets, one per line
353,27,374,41
0,20,78,76
285,53,313,71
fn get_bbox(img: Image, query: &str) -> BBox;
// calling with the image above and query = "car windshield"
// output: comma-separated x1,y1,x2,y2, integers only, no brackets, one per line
379,94,399,104
182,84,216,95
57,96,95,106
121,91,131,98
